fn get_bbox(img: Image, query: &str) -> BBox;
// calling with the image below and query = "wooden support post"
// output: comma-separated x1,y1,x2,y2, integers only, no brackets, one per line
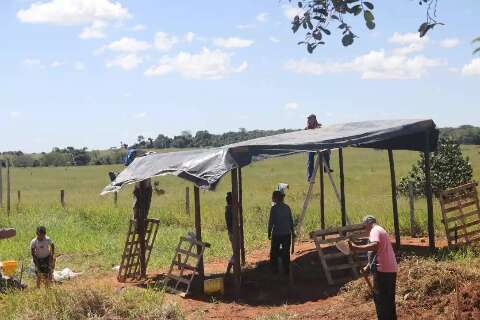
17,190,21,209
230,168,241,300
185,187,190,215
60,189,65,208
339,148,347,227
193,186,204,290
114,192,118,207
408,181,415,237
6,160,11,215
238,167,246,266
0,160,3,208
388,149,401,249
319,152,325,239
424,134,435,251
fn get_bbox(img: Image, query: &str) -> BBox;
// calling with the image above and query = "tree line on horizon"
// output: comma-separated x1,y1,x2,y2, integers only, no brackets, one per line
0,125,479,168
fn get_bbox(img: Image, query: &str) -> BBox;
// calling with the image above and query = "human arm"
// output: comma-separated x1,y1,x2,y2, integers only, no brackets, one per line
268,207,274,240
350,241,378,253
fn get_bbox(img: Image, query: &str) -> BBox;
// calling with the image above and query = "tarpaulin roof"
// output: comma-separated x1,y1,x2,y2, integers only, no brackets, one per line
101,119,438,193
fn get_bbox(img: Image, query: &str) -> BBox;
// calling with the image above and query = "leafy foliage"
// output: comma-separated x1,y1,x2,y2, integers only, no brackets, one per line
290,0,442,53
398,138,473,198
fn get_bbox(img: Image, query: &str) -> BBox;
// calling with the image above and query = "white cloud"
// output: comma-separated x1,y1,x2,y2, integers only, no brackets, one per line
154,32,179,52
389,32,428,45
144,48,248,80
440,37,461,48
285,50,446,80
285,102,300,110
50,61,65,68
132,24,146,32
107,54,143,71
462,58,480,76
74,61,86,71
213,37,254,49
184,32,195,43
23,58,44,68
236,24,255,30
256,13,269,23
392,43,425,56
269,36,280,43
133,112,147,119
17,0,130,39
282,5,304,20
104,37,151,53
9,111,22,118
79,20,107,39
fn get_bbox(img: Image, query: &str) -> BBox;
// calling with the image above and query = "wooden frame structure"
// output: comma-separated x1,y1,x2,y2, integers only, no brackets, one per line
439,182,480,247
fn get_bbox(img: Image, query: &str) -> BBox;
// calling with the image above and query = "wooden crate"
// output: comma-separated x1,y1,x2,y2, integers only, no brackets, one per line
439,182,480,247
310,224,369,285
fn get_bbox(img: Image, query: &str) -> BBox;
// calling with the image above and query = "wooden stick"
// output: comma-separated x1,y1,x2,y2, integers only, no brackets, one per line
193,186,204,290
339,148,347,227
17,190,21,210
295,155,319,239
60,189,65,208
114,191,118,207
185,187,190,215
6,160,10,215
0,160,3,208
424,133,435,251
408,181,415,237
319,152,325,240
231,168,241,300
238,167,245,266
388,149,401,249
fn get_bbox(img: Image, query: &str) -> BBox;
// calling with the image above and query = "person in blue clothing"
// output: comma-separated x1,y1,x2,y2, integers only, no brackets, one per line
268,191,295,275
306,114,332,182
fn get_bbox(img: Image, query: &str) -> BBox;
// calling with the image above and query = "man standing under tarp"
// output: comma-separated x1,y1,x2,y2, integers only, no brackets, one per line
306,114,332,182
133,179,152,278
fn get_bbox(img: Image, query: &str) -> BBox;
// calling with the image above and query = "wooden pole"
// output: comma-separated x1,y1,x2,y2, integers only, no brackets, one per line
114,191,118,207
408,181,415,237
6,160,11,215
185,187,190,215
238,167,246,266
193,186,204,289
17,190,21,210
230,168,241,299
60,189,65,208
424,133,435,251
339,148,347,227
0,160,3,208
319,152,325,239
388,149,401,249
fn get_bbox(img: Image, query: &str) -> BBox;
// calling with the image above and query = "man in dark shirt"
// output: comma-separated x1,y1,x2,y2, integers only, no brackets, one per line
306,114,332,182
268,191,295,274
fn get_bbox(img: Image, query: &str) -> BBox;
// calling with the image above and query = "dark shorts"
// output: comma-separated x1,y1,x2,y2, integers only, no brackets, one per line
35,256,52,275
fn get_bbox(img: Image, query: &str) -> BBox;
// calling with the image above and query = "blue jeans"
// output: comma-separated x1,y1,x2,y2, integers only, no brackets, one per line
307,151,331,181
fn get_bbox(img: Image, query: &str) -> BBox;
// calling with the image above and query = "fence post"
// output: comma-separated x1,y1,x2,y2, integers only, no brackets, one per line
17,190,21,210
185,187,190,215
60,189,65,208
6,160,11,215
0,160,3,208
408,181,415,237
114,192,118,207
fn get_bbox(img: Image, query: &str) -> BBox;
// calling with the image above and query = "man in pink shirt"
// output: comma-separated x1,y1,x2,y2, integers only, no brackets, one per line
350,215,398,320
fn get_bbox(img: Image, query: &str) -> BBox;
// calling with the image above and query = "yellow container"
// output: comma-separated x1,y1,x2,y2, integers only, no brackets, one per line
2,260,17,277
204,277,224,295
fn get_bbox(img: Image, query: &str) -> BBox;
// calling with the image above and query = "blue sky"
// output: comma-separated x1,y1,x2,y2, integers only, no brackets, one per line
0,0,479,153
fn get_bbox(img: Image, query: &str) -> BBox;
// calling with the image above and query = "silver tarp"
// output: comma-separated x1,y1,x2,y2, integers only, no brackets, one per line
101,119,438,193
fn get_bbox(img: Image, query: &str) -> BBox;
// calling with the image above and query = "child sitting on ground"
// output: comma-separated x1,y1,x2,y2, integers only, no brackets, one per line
31,226,55,288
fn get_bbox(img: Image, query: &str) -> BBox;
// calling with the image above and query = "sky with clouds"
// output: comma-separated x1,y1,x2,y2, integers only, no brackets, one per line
0,0,479,152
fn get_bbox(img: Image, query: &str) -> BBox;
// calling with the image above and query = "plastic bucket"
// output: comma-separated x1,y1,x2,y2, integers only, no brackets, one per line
2,260,17,277
204,277,224,295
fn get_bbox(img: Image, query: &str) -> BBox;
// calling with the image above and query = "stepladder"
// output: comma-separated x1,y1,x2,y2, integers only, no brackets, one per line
439,182,480,247
162,232,210,297
310,224,369,286
117,218,160,282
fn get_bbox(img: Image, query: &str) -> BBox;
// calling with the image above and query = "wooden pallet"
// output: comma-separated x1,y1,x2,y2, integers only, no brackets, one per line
117,218,160,282
163,233,210,297
439,182,480,248
310,224,369,285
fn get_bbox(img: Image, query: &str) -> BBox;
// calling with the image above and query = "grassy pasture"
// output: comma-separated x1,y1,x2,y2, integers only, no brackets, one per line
0,146,479,274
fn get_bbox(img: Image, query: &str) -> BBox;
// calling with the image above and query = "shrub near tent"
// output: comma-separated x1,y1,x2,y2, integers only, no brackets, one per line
398,138,473,198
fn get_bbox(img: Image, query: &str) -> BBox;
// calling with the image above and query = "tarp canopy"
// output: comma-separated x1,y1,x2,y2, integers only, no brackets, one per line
101,119,438,193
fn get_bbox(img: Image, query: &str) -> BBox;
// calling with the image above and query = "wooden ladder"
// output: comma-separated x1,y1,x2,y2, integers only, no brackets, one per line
163,233,210,297
117,218,160,282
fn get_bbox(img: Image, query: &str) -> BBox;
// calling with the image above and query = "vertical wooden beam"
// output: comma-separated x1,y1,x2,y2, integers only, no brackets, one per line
388,149,401,249
193,186,204,289
424,133,435,251
0,160,3,208
238,167,246,266
185,187,190,215
339,148,347,227
114,191,118,207
6,160,11,215
60,189,65,208
319,152,325,238
408,181,416,237
17,190,21,210
230,168,241,299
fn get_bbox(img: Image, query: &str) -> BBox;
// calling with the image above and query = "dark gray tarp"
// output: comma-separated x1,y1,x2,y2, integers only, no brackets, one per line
101,119,438,194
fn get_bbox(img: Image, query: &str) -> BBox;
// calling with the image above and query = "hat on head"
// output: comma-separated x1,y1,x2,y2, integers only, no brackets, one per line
307,114,317,119
362,215,377,225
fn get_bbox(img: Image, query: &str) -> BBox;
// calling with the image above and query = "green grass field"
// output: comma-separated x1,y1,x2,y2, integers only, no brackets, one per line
0,146,479,274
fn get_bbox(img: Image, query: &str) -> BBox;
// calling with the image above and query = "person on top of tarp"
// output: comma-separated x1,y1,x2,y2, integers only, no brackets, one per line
268,191,295,275
306,114,332,182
